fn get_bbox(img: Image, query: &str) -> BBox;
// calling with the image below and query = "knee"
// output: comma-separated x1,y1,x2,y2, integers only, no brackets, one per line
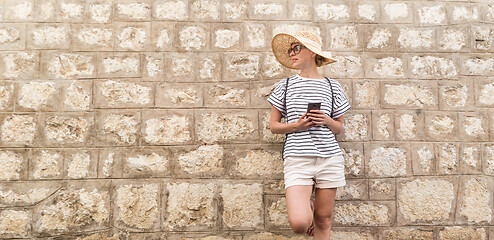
314,212,333,229
289,219,310,234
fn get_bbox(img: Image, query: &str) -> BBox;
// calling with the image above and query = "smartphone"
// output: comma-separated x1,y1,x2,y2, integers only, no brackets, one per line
306,102,321,114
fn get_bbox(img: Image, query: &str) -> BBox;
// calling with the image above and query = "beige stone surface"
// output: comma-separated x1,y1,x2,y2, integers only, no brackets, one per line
221,183,263,229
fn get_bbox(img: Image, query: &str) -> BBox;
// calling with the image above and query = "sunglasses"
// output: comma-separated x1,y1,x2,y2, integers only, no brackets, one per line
287,44,305,56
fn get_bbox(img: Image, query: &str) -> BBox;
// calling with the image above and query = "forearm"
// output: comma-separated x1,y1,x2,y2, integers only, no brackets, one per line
326,118,343,134
270,121,297,134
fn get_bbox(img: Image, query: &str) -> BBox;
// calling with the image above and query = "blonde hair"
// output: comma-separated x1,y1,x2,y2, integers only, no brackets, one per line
315,54,326,67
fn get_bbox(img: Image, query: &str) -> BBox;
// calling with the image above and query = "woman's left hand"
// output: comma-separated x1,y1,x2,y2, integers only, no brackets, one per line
307,110,332,126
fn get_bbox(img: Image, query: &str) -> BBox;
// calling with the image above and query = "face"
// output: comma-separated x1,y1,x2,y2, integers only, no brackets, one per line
288,42,316,69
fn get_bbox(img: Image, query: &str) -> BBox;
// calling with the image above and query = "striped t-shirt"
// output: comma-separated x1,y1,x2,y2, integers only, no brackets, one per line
268,74,351,158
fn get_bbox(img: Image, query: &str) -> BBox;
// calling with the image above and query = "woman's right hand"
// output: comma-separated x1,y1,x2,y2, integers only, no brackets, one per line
293,113,316,132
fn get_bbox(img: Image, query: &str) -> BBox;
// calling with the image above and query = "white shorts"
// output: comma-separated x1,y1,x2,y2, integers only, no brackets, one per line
283,154,346,189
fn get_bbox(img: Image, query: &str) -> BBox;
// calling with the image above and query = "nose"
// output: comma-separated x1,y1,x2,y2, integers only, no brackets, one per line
289,50,296,57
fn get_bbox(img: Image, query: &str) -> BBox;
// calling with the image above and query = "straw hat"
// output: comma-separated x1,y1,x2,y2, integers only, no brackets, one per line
272,31,337,69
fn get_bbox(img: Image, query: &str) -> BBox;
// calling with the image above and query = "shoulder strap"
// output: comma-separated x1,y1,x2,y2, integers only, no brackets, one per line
283,77,289,115
325,77,335,119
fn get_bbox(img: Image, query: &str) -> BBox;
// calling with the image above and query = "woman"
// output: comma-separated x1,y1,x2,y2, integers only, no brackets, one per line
268,31,350,239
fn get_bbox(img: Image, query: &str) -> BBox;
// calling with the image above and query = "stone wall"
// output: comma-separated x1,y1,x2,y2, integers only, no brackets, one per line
0,0,493,239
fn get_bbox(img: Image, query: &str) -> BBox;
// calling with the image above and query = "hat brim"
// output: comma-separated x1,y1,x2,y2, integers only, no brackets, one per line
272,33,337,70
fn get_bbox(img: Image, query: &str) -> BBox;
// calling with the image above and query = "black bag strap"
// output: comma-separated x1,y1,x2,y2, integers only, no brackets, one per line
281,77,335,160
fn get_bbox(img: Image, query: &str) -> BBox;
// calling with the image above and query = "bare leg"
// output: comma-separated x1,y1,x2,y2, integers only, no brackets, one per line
313,187,337,240
285,185,313,234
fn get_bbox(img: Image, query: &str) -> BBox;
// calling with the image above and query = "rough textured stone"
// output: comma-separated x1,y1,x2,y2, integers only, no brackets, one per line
266,196,288,227
31,150,63,179
2,52,37,78
197,111,256,143
1,115,36,146
165,182,216,230
101,113,139,145
177,145,224,175
235,150,282,177
341,113,369,141
0,150,24,181
334,202,391,226
410,55,457,79
328,25,359,50
398,179,455,224
115,183,159,230
0,210,29,238
381,228,434,240
221,183,262,229
368,146,408,177
458,177,492,224
144,114,191,145
437,143,459,174
44,115,92,146
354,81,378,108
341,144,364,177
439,227,486,240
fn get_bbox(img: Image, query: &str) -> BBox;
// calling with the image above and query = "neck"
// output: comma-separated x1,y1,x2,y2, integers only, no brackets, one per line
298,65,322,79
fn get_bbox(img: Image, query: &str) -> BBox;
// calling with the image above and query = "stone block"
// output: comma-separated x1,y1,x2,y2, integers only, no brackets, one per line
439,226,487,240
97,52,140,78
248,0,287,20
61,80,92,111
397,177,458,225
411,143,436,175
114,0,152,22
407,54,458,79
265,195,288,229
461,55,494,76
484,4,494,23
115,22,151,51
425,112,458,141
471,25,494,52
372,111,394,141
86,0,113,23
27,23,71,50
15,81,61,112
365,143,411,178
264,180,285,195
113,181,160,231
288,0,312,20
364,54,406,79
72,24,114,51
242,22,268,52
455,176,494,225
491,111,494,142
204,82,250,108
0,23,25,50
122,148,171,178
230,145,283,179
33,181,111,236
439,79,474,111
437,26,469,52
379,228,434,240
396,27,435,52
190,0,220,21
333,201,395,226
97,148,123,179
0,114,38,147
164,52,195,82
458,112,489,141
196,109,258,144
32,0,56,22
369,179,395,200
223,53,261,81
151,22,175,52
336,179,368,200
40,51,97,79
196,53,222,82
221,183,263,230
324,53,364,79
28,149,64,180
0,209,30,238
65,149,98,179
259,109,285,144
141,109,194,145
94,80,154,108
0,51,39,79
0,81,15,112
156,82,203,108
353,80,379,109
153,0,188,21
326,24,361,51
459,144,482,174
0,181,60,207
4,0,34,22
364,25,396,51
56,0,85,23
96,110,140,146
416,3,447,26
222,0,248,22
380,1,413,23
475,78,494,107
339,142,365,178
164,182,217,231
355,1,380,23
448,4,481,25
0,149,28,181
176,23,209,51
173,144,226,178
251,80,277,109
40,113,95,147
168,233,239,240
313,0,352,23
482,144,494,176
262,53,286,79
142,52,165,81
436,143,460,175
394,110,425,141
338,111,371,142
